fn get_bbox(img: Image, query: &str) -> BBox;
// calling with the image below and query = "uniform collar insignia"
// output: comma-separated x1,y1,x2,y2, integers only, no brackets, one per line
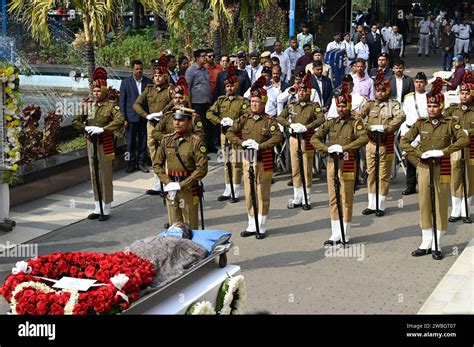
461,104,468,111
431,118,439,125
253,114,260,121
300,102,306,106
229,95,235,100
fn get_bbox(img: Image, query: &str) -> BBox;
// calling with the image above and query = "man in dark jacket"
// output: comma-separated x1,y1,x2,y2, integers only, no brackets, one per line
310,60,333,109
388,59,415,103
440,24,456,71
366,24,384,70
119,60,153,173
213,58,251,100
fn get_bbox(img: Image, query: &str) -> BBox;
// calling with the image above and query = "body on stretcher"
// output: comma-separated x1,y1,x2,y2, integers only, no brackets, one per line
124,230,237,314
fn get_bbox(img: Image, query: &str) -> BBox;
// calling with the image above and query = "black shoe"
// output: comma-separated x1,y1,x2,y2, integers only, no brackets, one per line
138,163,150,173
271,178,275,184
256,233,265,239
287,202,302,209
146,189,162,196
432,250,443,260
125,166,136,173
87,213,100,220
302,204,312,210
98,215,110,222
4,219,16,227
417,53,421,56
287,180,293,186
362,208,376,215
323,240,342,247
402,188,416,195
375,210,385,217
448,216,461,223
229,197,239,203
462,217,472,224
241,230,256,237
412,248,431,257
217,195,230,202
425,54,429,57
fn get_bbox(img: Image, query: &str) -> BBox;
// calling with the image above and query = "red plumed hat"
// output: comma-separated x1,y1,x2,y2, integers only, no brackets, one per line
460,71,474,96
90,66,107,92
224,63,239,85
374,68,390,93
152,54,168,75
426,77,444,107
250,76,267,100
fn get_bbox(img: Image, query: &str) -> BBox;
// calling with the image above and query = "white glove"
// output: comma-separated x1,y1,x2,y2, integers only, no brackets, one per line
147,112,163,121
221,117,233,127
294,123,307,133
370,125,384,132
328,144,343,154
289,123,299,132
248,141,259,150
241,139,252,148
421,150,444,159
90,127,104,135
410,135,421,148
244,139,259,150
84,126,94,134
164,182,181,192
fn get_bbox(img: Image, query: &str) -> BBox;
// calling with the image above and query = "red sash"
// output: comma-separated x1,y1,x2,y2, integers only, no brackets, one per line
305,130,315,151
440,155,451,184
100,132,115,161
342,152,356,180
259,149,274,173
469,136,474,165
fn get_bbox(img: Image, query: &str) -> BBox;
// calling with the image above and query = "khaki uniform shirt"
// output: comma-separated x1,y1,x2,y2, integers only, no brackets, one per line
72,99,124,132
358,99,406,134
400,117,469,158
226,113,283,150
133,84,172,118
444,103,474,137
311,117,369,153
151,111,205,142
154,133,208,190
277,101,325,129
206,95,250,126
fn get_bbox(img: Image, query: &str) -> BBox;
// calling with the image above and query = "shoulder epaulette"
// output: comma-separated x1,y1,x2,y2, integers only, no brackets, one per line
164,132,175,138
403,92,414,101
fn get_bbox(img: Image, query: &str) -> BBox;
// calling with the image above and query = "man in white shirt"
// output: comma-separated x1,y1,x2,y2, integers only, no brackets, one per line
342,32,356,72
326,32,345,52
453,18,472,54
417,16,433,57
400,72,428,195
244,66,278,116
327,74,366,119
245,51,262,84
354,35,370,69
380,21,392,53
284,37,304,78
297,24,313,49
271,40,291,83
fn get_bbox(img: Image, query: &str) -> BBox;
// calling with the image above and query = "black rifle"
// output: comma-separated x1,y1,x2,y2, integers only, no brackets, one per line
331,153,347,246
154,139,169,228
90,134,107,221
460,149,472,223
374,131,381,215
223,126,236,202
246,148,261,238
428,158,439,253
296,133,311,210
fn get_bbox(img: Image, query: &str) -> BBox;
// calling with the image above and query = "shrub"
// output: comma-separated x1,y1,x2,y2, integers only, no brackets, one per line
252,5,288,52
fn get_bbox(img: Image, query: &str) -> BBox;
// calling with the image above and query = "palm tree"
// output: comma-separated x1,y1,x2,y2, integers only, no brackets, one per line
9,0,124,80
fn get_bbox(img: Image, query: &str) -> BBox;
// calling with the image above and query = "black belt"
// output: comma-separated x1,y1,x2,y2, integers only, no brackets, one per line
457,38,470,40
420,32,429,35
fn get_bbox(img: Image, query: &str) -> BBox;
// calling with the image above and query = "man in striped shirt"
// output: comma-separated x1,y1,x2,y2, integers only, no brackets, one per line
387,25,404,68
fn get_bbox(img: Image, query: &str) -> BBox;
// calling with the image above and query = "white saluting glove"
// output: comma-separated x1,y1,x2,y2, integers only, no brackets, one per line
164,182,181,192
241,139,252,148
421,150,444,159
295,124,307,133
90,127,104,135
289,123,299,132
147,112,163,121
370,125,384,132
84,126,94,134
221,117,233,127
328,144,343,154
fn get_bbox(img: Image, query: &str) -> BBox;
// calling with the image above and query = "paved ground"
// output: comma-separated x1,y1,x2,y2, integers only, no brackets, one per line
0,45,471,314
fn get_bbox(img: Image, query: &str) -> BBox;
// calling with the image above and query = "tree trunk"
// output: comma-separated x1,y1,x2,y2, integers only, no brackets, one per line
82,14,95,83
132,0,140,30
213,27,222,62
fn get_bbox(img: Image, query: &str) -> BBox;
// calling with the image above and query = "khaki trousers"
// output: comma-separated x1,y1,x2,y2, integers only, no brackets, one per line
326,157,355,223
166,187,199,230
87,140,114,203
366,141,392,196
243,159,272,216
221,133,243,185
289,136,314,188
418,164,449,230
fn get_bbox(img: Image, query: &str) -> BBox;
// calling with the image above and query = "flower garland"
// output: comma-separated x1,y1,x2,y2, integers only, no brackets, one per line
1,251,156,315
0,64,22,184
10,281,78,315
185,300,216,315
215,275,246,315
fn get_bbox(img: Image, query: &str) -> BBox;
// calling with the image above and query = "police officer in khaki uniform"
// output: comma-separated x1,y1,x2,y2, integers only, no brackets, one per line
400,78,469,260
206,64,249,202
133,55,173,195
357,70,406,216
227,76,283,239
72,67,124,220
154,109,208,230
445,74,474,222
277,71,325,209
312,91,368,245
151,76,205,143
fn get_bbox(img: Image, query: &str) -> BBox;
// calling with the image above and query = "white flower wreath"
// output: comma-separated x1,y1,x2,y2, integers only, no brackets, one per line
215,275,246,315
10,281,79,315
185,300,216,315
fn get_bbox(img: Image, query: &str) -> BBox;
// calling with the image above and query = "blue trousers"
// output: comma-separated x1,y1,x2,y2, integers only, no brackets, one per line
441,51,453,71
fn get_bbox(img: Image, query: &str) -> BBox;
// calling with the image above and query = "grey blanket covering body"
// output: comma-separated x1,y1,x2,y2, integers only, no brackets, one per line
127,235,208,291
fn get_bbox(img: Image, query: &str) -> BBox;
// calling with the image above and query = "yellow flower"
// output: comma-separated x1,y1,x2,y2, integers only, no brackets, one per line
8,150,15,157
15,73,19,79
6,66,14,76
11,164,18,172
6,115,12,121
13,119,19,126
5,86,12,94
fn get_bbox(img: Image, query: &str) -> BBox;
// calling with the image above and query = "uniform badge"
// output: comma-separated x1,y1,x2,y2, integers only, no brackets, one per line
114,106,120,110
432,118,439,125
229,96,234,100
454,124,461,130
300,102,306,107
270,125,276,132
242,104,247,109
253,115,260,121
196,121,203,127
461,105,468,111
356,125,363,130
316,108,321,112
200,146,207,153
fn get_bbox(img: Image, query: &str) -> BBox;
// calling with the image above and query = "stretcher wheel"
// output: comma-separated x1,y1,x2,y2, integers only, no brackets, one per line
219,253,227,268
